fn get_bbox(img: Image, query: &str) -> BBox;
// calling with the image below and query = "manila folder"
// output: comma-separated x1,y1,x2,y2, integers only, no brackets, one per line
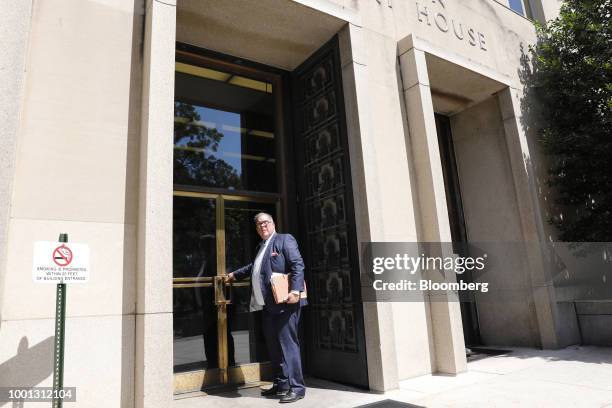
270,273,307,304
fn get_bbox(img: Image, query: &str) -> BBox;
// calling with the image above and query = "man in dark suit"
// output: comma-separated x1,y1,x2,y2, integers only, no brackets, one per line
227,212,307,403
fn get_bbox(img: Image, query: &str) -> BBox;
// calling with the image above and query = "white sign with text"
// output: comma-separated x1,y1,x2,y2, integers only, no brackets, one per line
32,242,90,283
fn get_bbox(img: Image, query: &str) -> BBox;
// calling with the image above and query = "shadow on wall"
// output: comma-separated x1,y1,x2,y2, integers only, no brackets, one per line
517,7,612,244
0,336,54,408
517,37,612,274
516,43,556,242
516,38,573,245
517,40,612,347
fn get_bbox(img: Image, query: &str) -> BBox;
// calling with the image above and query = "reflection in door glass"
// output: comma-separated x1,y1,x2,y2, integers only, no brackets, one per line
174,64,277,192
173,196,216,278
173,60,282,379
225,201,277,365
173,196,227,372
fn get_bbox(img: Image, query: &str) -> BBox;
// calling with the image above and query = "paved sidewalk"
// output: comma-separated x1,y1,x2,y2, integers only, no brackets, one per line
173,346,612,408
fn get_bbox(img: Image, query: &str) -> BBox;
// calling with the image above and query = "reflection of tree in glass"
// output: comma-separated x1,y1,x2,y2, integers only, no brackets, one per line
174,101,241,189
225,206,250,273
172,196,217,342
173,197,217,279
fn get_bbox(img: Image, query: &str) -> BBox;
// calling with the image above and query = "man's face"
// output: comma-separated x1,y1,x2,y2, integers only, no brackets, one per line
255,216,275,240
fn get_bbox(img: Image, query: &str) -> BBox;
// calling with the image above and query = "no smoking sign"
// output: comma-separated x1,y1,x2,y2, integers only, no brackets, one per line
33,241,90,283
53,245,73,267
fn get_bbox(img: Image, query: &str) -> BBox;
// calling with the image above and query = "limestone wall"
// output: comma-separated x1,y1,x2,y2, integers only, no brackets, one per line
0,1,144,406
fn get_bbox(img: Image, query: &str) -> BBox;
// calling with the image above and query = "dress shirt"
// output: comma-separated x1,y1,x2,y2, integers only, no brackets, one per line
250,232,275,311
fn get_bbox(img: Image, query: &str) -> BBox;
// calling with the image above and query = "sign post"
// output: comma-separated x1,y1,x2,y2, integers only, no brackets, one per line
32,235,89,407
52,233,68,408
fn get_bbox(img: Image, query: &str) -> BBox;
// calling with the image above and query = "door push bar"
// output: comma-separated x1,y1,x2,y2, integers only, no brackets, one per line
214,275,233,305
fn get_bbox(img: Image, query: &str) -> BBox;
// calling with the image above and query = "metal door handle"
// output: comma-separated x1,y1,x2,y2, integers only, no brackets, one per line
225,279,233,305
214,276,233,305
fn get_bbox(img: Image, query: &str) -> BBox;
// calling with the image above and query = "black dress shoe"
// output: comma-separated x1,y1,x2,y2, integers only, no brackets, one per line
261,385,289,397
279,390,304,403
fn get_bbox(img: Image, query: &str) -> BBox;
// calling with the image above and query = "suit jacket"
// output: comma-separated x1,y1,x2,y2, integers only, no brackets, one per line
232,233,307,314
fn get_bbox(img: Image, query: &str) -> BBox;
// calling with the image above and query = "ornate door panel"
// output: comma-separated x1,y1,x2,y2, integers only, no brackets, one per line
292,37,368,387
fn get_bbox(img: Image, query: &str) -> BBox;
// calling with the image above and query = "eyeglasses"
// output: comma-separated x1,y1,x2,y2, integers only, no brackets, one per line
256,220,273,228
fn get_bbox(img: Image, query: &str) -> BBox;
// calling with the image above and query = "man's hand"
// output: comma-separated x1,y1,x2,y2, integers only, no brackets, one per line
226,272,235,282
286,292,299,304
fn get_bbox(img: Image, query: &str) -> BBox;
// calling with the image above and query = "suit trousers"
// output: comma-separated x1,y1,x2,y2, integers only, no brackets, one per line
262,305,305,396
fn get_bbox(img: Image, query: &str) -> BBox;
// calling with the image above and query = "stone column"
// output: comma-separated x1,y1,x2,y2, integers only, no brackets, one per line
338,24,400,391
135,0,176,407
497,87,563,349
398,36,467,374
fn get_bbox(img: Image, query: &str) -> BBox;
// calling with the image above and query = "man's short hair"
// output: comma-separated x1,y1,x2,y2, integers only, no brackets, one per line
253,212,274,224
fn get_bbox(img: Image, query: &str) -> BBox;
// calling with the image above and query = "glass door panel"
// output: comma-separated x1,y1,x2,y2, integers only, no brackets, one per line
225,200,277,366
174,63,277,192
173,55,283,392
172,195,218,373
172,194,279,384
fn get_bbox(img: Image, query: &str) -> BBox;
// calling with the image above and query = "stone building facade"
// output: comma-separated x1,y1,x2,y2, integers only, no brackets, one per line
7,1,604,407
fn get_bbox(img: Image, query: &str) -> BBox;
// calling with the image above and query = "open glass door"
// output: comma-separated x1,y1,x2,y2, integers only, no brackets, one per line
173,193,278,391
172,51,285,393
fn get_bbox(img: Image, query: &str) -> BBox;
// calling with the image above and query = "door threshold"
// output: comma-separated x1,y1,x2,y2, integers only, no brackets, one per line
174,381,272,399
174,362,274,394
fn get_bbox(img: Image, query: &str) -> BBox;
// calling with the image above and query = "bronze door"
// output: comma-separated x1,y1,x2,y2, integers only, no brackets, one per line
291,36,369,387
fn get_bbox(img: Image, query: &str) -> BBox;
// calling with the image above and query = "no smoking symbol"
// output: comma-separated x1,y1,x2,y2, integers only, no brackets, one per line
53,245,73,267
